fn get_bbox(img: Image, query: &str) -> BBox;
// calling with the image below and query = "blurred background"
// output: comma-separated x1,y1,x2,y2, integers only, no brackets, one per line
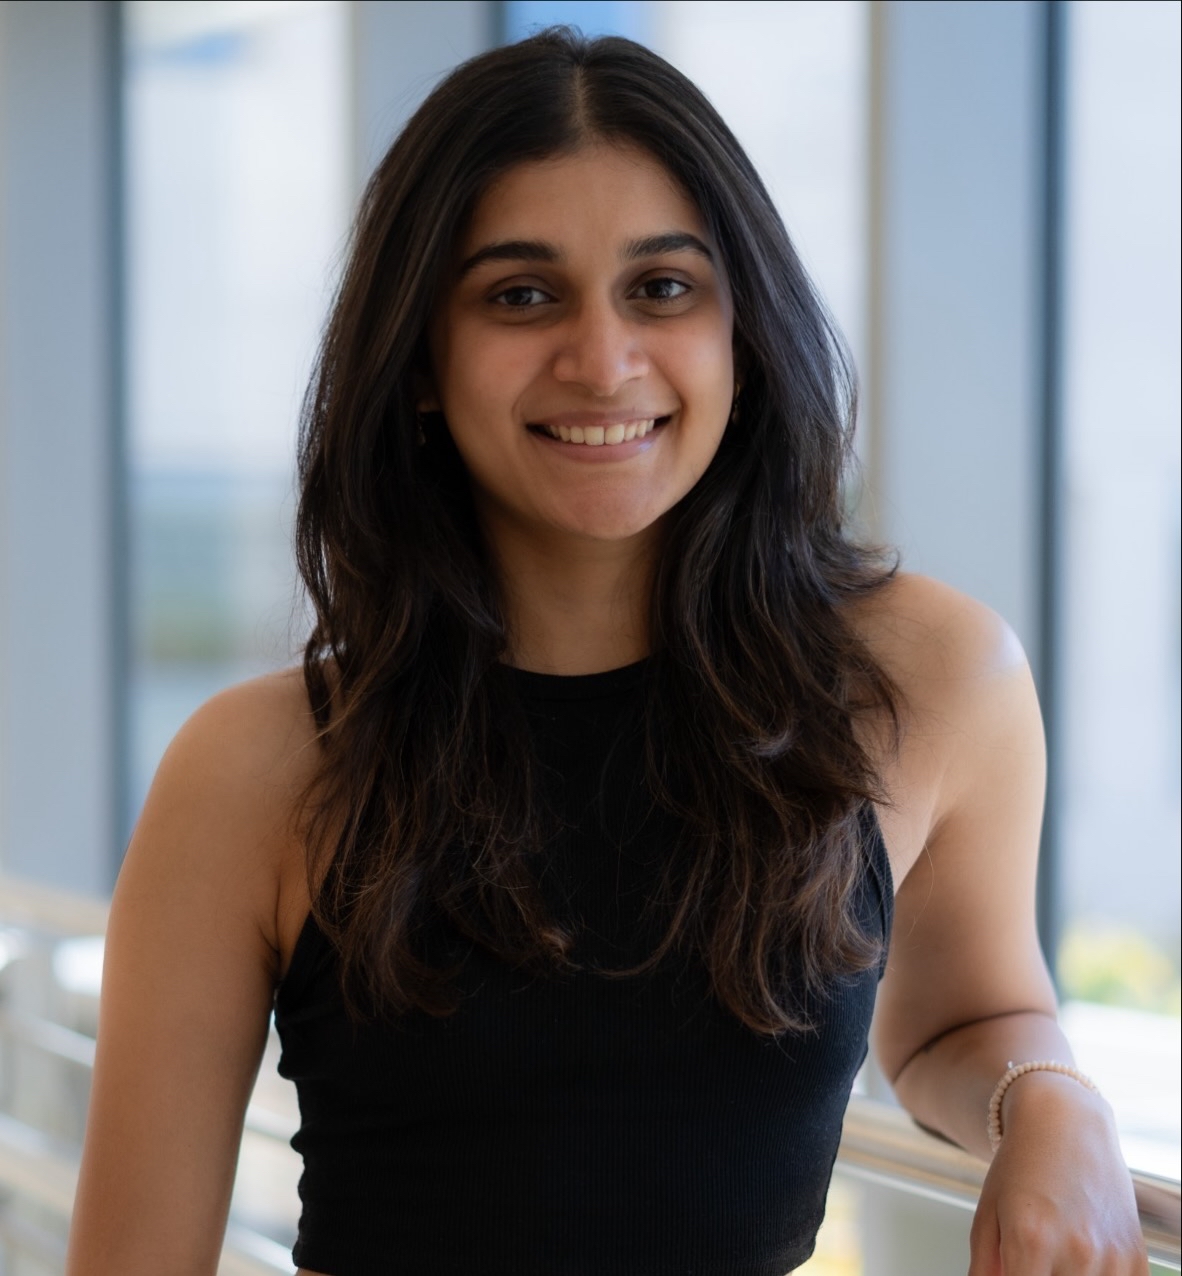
0,1,1178,1273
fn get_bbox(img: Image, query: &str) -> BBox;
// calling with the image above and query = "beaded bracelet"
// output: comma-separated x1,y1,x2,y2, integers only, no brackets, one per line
987,1060,1099,1153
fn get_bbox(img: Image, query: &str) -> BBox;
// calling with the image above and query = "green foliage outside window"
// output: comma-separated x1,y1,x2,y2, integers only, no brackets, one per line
1059,922,1182,1017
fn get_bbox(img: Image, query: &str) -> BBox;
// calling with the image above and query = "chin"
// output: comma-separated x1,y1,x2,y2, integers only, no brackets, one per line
550,504,668,545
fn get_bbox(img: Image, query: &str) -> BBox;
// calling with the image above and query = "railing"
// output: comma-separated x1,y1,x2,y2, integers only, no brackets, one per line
839,1094,1182,1268
0,878,294,1274
2,875,1180,1273
0,1108,292,1276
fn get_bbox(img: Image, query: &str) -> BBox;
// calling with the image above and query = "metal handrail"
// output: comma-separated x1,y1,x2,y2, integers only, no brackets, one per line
0,1008,299,1144
2,874,1180,1268
839,1094,1181,1268
0,878,292,1272
1,1093,1177,1271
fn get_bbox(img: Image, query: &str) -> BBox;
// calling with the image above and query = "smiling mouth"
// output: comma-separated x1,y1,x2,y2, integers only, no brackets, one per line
528,416,670,447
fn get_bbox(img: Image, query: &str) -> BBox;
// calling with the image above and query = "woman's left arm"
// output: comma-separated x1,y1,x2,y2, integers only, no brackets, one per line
870,578,1147,1275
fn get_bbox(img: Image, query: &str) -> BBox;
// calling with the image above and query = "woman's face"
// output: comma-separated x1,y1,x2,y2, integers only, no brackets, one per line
428,142,735,553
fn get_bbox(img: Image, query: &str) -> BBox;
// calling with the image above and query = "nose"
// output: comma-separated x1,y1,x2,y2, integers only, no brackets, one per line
550,298,648,397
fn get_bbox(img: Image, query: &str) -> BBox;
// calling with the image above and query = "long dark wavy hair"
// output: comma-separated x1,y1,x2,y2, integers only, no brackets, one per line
295,28,899,1035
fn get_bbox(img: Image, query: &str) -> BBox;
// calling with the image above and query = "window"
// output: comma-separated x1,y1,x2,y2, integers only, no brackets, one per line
1055,0,1181,1181
124,0,350,824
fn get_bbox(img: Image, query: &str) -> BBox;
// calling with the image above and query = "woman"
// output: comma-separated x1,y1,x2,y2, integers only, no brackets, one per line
68,29,1145,1276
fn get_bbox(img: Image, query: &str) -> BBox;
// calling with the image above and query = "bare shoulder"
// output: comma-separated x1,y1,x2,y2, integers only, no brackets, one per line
860,578,1055,1080
851,572,1028,697
117,666,321,973
846,574,1044,882
159,664,317,779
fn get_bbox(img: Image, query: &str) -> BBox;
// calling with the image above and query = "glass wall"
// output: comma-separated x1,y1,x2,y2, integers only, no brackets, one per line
652,1,869,371
1055,0,1180,1179
124,0,350,823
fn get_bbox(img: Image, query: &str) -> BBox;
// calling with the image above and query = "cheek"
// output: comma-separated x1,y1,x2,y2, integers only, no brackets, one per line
673,326,734,421
438,329,543,431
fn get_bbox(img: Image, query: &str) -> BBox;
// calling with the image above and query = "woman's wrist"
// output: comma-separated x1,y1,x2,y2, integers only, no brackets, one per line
995,1064,1115,1151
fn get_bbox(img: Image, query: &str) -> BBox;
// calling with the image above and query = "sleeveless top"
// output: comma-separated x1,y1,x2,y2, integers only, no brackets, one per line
274,660,894,1275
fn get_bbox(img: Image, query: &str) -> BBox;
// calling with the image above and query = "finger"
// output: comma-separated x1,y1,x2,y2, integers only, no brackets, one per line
968,1203,1003,1276
998,1211,1055,1276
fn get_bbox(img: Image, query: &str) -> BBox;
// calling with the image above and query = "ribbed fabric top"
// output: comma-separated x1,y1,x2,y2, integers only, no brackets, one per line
275,661,893,1275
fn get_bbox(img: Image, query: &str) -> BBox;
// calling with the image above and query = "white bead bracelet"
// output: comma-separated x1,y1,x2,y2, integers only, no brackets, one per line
987,1060,1099,1153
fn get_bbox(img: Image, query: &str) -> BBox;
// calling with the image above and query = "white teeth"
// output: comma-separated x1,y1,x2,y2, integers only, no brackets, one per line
538,418,659,446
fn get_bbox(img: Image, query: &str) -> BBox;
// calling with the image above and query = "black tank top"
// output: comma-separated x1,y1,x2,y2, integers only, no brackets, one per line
275,660,893,1275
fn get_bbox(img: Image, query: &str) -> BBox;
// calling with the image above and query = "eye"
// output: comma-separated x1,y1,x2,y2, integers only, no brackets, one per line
633,276,691,304
491,284,553,309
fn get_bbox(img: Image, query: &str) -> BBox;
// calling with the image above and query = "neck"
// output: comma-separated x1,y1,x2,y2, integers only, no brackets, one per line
487,522,659,676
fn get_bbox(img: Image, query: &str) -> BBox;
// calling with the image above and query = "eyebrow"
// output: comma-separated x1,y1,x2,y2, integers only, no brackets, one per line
457,231,715,278
624,232,714,263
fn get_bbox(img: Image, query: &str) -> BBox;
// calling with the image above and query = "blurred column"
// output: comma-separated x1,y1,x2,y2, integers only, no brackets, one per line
866,0,1048,662
862,2,1053,1271
0,1,123,896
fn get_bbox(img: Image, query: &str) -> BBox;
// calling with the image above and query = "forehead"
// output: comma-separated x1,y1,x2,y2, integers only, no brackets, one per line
459,142,709,253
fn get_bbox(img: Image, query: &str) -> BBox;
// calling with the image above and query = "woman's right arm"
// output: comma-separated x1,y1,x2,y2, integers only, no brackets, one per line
66,672,316,1275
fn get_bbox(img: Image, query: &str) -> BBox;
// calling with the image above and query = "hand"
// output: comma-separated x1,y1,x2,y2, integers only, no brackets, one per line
968,1073,1147,1275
